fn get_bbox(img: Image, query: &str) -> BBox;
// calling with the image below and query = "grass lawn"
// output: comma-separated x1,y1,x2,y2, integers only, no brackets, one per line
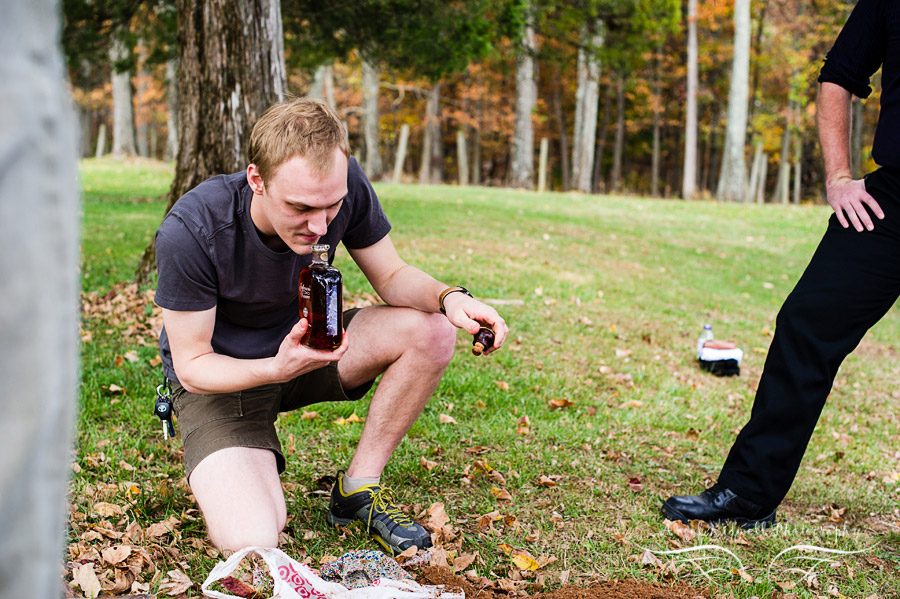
70,157,900,598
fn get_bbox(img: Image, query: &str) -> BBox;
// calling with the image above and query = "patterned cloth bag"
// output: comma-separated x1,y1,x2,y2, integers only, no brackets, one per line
201,546,464,599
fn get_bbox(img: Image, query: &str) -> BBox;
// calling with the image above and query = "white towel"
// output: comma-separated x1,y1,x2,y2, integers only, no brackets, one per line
698,346,743,363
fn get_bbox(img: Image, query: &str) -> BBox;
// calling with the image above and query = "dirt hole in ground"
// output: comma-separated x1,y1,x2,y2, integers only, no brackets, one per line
418,566,708,599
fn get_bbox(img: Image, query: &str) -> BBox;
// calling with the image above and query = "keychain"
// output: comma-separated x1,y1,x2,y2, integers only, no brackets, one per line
154,378,175,440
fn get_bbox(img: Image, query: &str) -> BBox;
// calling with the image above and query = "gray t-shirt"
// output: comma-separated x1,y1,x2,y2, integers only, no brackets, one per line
154,157,391,383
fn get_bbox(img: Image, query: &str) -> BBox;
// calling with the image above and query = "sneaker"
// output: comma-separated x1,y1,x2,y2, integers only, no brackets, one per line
661,483,776,529
326,470,432,555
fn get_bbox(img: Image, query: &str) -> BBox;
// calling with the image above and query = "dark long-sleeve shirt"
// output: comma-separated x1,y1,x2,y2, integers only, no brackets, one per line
818,0,900,170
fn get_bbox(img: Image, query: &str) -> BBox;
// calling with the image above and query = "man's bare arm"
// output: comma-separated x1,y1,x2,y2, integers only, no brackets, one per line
348,235,508,352
163,307,347,394
817,81,883,231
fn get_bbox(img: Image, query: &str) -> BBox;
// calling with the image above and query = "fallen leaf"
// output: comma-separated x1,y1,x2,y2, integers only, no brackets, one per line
300,411,318,420
101,544,132,566
149,355,162,367
732,568,754,583
474,400,487,410
346,413,364,423
491,487,513,501
663,519,696,542
615,348,632,358
548,398,574,409
453,553,477,572
93,502,124,518
423,502,451,530
627,477,644,492
639,550,663,568
419,456,437,471
439,414,457,425
511,552,540,571
147,515,180,539
538,475,557,488
72,563,102,599
494,381,510,392
159,569,193,596
123,350,140,363
395,545,419,563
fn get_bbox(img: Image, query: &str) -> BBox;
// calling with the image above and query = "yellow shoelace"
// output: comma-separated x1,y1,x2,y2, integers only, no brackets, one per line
367,487,414,528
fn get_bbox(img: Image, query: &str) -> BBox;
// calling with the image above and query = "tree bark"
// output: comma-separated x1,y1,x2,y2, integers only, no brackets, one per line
510,9,537,189
310,63,336,107
716,0,751,202
165,58,178,161
361,59,382,178
538,137,549,193
109,34,137,157
771,99,793,204
552,82,570,191
571,21,604,193
682,0,699,198
456,129,469,186
592,86,612,193
135,0,287,284
611,75,625,192
1,3,78,598
418,84,442,185
392,123,409,184
651,43,662,197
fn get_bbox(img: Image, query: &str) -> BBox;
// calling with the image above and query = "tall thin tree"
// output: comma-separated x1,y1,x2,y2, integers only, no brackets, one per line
716,0,751,202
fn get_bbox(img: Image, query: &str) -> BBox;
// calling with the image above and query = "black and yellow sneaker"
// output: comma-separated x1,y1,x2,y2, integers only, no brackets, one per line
326,470,432,555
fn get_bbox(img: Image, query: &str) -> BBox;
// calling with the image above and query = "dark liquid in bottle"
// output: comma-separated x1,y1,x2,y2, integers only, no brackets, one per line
299,262,343,349
472,326,495,355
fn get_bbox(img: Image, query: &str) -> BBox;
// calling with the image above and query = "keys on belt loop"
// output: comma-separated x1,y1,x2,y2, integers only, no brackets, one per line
154,378,175,440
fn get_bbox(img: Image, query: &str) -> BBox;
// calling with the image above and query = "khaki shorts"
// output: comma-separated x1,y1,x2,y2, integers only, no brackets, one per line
171,309,373,480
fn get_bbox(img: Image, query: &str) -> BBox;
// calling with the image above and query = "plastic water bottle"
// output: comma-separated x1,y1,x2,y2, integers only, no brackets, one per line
697,324,713,358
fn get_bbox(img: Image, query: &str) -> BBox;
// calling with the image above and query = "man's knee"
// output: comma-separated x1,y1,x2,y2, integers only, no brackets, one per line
411,311,457,366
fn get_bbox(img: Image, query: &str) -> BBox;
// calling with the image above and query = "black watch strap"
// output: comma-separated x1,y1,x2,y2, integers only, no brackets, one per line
439,286,472,314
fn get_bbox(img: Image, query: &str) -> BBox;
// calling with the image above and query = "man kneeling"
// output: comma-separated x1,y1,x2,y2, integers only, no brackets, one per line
154,98,507,554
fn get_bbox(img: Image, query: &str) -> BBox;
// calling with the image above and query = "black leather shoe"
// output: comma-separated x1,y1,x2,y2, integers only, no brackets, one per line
662,483,776,529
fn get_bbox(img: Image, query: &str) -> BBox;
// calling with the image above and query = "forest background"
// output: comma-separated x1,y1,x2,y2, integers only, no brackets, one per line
63,0,874,212
61,1,900,598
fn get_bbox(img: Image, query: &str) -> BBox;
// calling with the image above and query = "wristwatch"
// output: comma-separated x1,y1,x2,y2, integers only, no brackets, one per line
439,286,473,314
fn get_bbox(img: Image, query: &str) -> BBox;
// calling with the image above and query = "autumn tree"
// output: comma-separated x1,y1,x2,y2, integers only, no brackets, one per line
135,0,286,282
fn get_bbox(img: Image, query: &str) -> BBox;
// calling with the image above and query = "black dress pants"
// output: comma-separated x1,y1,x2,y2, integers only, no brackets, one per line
718,167,900,510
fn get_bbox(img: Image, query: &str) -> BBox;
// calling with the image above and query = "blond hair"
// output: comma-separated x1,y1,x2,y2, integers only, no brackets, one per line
248,97,350,183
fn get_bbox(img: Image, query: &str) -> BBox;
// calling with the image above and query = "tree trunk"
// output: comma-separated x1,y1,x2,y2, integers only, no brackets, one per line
552,82,570,191
456,129,469,186
510,9,537,189
851,95,863,178
310,63,335,108
95,122,107,158
135,0,286,284
611,75,625,192
165,58,178,161
571,21,604,193
747,139,763,203
361,59,382,178
538,137,549,193
109,35,137,157
651,43,662,197
418,84,442,184
592,86,612,193
682,0,699,198
1,4,78,598
392,123,409,184
135,49,150,158
472,123,481,185
792,135,802,204
716,0,751,202
755,153,768,203
771,100,793,204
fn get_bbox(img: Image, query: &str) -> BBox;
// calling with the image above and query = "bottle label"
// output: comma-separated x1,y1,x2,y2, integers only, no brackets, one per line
300,282,311,300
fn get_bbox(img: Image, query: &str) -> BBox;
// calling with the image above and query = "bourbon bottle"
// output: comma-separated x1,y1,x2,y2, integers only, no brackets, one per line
472,326,495,356
299,244,343,349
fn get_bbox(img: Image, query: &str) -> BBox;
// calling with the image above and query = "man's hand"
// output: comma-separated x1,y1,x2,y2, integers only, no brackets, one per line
441,293,508,354
826,175,884,231
269,318,350,381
